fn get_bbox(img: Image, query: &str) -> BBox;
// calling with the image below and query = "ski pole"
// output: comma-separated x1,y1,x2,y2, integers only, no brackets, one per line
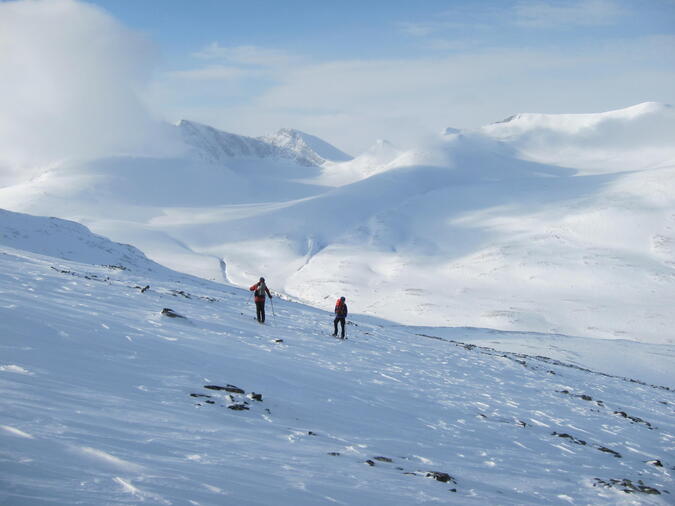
270,296,276,319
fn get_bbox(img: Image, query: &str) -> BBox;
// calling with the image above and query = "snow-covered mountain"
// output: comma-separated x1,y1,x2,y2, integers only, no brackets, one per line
262,128,353,164
179,120,350,167
1,209,673,504
1,103,674,346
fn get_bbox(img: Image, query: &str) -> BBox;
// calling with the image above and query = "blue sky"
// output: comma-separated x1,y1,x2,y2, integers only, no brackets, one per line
4,0,675,154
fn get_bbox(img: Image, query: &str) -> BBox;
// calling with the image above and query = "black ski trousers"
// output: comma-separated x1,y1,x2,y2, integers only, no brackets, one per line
255,300,266,323
333,317,345,338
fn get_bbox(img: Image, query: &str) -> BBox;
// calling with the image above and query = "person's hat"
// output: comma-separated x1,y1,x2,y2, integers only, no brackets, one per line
260,277,265,281
340,296,345,301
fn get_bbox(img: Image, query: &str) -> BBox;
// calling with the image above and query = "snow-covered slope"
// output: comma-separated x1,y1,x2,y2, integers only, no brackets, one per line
481,102,675,173
1,210,673,504
318,139,404,186
179,120,340,168
262,128,353,164
1,103,674,345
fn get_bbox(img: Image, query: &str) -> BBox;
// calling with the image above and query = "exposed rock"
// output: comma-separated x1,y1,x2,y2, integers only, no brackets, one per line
552,432,587,445
597,446,622,458
646,459,663,467
373,456,393,463
204,384,245,394
249,392,263,401
228,404,249,411
190,393,212,398
140,285,150,293
161,308,185,318
426,471,456,484
365,460,375,466
613,410,654,429
327,452,340,457
593,478,661,495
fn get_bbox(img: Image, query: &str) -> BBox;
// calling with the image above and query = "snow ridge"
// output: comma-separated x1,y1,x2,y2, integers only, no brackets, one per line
262,128,353,163
178,120,334,167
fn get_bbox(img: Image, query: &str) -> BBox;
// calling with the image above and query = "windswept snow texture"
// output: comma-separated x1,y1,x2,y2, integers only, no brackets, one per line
0,211,673,505
1,103,675,344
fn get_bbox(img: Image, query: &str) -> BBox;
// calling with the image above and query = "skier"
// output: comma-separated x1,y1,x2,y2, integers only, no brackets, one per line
333,296,348,339
250,277,272,323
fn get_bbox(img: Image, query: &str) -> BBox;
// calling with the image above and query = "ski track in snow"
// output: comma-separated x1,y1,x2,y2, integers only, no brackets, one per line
0,235,673,505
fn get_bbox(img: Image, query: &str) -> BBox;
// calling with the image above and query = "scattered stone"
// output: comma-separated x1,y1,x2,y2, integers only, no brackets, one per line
373,456,393,463
274,339,284,343
190,393,212,398
205,400,215,404
593,478,661,495
426,472,456,484
517,420,528,427
597,446,622,458
161,308,185,318
327,452,341,457
365,460,375,466
249,392,263,401
552,432,587,445
579,394,593,401
308,431,318,436
204,384,245,394
646,459,663,467
613,411,654,429
449,488,457,492
141,285,150,293
228,404,249,411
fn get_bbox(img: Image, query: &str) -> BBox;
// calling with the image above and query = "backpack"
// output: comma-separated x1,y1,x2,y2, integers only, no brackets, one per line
335,298,346,316
256,282,267,297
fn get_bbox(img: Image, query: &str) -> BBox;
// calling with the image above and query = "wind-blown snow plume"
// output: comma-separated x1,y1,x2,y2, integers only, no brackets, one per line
0,0,175,173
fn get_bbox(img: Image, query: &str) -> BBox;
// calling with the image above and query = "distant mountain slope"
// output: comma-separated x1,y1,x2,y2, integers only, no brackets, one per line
179,120,344,167
480,102,675,173
262,128,353,164
1,103,674,345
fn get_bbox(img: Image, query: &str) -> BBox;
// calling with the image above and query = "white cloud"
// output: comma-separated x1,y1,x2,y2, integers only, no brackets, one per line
0,0,176,170
157,35,674,154
514,0,626,27
192,43,300,67
166,65,257,82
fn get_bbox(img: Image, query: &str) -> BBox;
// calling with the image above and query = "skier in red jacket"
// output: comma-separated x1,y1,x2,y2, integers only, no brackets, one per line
333,296,348,339
250,277,272,323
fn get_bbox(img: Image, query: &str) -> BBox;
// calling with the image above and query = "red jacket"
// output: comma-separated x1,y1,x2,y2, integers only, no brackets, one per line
250,282,272,303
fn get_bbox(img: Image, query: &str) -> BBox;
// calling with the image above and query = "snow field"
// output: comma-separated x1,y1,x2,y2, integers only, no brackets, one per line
1,218,673,504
